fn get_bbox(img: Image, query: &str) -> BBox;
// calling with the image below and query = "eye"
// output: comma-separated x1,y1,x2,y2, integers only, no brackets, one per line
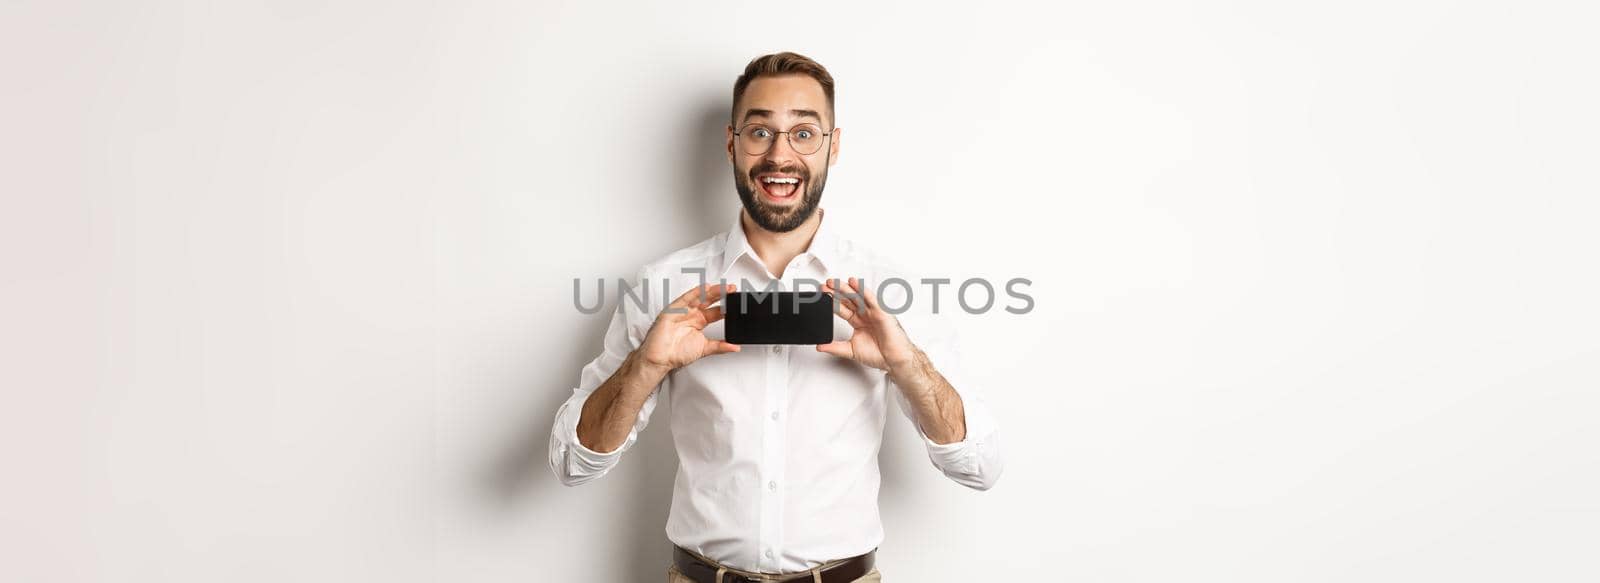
794,129,814,140
751,127,773,138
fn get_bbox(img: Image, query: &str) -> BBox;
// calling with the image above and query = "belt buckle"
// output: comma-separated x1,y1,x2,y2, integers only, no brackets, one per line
717,572,764,583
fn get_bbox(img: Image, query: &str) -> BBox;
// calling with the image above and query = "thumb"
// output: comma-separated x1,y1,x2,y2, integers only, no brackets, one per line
816,341,853,360
703,340,742,357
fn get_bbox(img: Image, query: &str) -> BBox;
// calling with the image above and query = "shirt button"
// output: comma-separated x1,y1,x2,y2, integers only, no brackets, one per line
768,480,777,491
771,345,782,354
765,549,774,559
770,411,779,421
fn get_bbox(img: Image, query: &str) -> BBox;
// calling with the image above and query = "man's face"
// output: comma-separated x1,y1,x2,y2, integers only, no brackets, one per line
727,74,841,233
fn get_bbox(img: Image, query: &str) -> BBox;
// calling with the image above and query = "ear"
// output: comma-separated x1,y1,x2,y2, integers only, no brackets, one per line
726,124,736,165
827,127,842,167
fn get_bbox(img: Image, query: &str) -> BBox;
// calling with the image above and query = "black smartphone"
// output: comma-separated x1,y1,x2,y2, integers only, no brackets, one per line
723,291,835,345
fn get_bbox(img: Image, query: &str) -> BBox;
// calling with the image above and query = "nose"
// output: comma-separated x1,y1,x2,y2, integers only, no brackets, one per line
762,133,802,163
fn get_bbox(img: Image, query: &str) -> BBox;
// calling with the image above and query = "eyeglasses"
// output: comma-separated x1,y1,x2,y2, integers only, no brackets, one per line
733,123,836,156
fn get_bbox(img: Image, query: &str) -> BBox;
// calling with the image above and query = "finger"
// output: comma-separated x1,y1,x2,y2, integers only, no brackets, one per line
852,277,883,312
667,283,710,311
687,283,734,310
834,298,864,327
826,279,861,315
842,277,872,318
844,277,864,312
703,340,741,357
670,283,733,311
823,285,851,316
816,341,853,360
698,305,724,327
825,278,847,294
846,277,881,313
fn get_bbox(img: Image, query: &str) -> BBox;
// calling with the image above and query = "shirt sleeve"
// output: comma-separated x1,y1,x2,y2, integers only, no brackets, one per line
547,269,665,487
887,309,1005,491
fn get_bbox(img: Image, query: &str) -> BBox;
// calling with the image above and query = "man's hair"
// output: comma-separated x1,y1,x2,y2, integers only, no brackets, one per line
731,51,835,127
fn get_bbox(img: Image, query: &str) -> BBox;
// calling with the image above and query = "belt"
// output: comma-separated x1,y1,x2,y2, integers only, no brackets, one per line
671,546,875,583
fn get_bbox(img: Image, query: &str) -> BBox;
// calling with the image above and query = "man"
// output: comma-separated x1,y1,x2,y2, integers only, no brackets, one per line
548,52,1003,583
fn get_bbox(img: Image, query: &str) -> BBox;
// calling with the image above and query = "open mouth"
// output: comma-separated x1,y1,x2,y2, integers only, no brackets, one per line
757,174,803,204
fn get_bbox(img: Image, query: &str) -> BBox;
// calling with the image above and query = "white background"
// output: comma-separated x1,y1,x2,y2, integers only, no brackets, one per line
3,1,1597,581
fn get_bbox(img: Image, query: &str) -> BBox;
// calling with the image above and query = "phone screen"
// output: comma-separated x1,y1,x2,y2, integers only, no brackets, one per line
723,291,835,345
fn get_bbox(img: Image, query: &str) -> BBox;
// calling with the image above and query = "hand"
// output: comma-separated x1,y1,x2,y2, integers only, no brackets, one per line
817,277,917,372
638,283,741,372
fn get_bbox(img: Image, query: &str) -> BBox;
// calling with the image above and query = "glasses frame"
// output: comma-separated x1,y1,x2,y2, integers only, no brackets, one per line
732,122,838,156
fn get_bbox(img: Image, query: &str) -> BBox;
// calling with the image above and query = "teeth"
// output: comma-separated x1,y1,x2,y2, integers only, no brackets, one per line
762,177,799,184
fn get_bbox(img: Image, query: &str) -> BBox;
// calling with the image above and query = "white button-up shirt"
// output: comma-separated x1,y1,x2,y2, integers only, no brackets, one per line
548,208,1003,573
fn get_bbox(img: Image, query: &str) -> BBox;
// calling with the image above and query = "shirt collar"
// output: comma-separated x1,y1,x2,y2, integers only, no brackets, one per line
719,207,839,279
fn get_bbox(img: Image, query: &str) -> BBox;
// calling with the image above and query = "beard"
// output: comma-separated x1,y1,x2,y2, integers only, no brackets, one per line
734,159,827,233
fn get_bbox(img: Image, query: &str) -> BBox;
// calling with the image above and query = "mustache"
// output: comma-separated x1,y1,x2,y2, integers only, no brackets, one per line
748,162,809,182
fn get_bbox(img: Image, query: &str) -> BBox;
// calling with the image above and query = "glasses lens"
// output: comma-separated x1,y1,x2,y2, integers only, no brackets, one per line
739,124,775,156
788,124,824,155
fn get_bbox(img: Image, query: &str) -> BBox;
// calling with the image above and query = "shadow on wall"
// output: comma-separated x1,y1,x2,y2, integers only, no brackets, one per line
476,93,919,581
475,95,736,581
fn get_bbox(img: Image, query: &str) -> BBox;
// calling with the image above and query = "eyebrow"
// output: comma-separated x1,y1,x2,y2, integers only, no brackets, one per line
741,108,824,124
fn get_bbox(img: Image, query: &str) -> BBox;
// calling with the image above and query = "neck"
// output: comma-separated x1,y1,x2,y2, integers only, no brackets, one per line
741,208,823,279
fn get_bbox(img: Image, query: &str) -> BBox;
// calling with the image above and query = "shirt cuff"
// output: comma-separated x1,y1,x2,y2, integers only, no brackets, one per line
559,403,628,477
919,402,990,476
